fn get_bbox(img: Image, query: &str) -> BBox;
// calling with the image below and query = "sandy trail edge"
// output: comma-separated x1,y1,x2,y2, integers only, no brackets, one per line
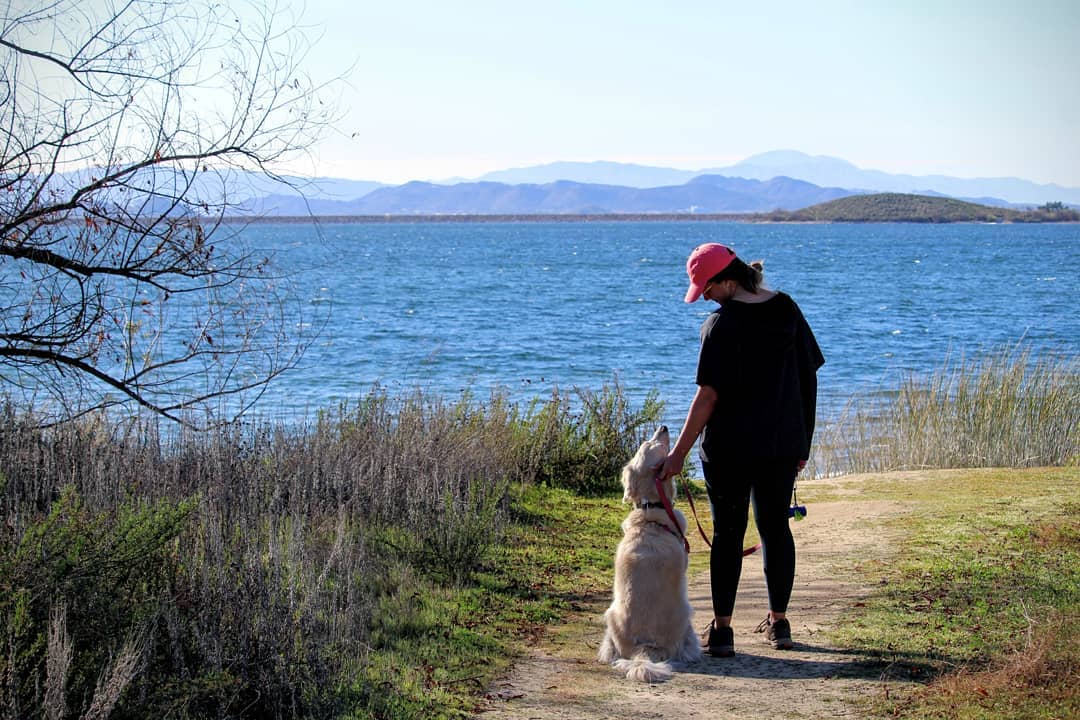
475,479,912,720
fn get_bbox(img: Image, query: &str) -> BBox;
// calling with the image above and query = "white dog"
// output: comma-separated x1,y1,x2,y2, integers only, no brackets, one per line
598,426,702,682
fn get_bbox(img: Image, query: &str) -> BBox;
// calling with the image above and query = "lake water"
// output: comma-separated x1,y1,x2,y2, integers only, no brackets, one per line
244,221,1078,428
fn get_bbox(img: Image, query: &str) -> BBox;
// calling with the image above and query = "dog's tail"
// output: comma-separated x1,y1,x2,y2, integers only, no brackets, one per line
613,654,674,683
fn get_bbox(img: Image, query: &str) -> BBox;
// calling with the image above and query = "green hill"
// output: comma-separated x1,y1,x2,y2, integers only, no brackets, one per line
768,193,1079,222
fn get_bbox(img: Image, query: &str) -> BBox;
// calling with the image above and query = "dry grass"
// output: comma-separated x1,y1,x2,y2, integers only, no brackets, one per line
44,603,72,720
82,634,145,720
907,608,1079,720
832,474,1080,720
811,346,1078,476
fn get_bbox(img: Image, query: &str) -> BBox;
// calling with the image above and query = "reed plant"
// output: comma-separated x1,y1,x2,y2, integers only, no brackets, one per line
0,380,662,719
812,346,1078,475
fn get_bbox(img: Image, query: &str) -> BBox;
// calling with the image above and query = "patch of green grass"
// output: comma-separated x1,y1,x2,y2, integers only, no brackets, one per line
503,484,625,596
829,468,1079,719
350,563,509,719
354,478,735,717
351,483,635,718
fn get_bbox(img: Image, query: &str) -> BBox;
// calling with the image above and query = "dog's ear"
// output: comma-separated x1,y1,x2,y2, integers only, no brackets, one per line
620,461,634,504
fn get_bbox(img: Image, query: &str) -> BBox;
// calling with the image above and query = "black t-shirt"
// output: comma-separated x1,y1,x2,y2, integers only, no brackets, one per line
695,292,825,463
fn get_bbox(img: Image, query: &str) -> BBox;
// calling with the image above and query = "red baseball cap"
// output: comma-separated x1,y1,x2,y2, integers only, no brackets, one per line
684,243,736,302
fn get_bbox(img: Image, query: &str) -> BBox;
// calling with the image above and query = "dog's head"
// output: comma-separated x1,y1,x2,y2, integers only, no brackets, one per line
621,425,672,505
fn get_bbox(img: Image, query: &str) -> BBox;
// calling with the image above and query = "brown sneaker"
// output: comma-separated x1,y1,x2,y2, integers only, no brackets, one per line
700,620,735,657
755,616,794,649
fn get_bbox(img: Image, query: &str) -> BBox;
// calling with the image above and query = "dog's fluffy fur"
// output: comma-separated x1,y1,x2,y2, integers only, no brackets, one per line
598,426,702,682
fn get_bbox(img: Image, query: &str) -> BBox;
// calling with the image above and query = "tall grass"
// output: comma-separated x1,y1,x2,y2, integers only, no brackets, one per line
812,346,1078,475
0,381,662,719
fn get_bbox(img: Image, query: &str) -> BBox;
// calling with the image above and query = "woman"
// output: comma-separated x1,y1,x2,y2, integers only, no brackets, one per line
657,242,824,657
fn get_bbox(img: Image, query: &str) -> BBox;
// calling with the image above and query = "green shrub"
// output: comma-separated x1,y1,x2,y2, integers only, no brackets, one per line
521,383,664,494
0,486,192,719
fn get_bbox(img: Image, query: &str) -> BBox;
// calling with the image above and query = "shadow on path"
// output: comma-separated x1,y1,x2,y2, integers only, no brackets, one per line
476,496,921,719
683,644,887,682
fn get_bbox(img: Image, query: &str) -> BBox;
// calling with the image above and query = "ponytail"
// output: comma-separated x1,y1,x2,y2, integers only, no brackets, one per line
709,257,765,294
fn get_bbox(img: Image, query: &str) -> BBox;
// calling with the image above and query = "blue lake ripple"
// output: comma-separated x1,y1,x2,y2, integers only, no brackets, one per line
244,221,1078,427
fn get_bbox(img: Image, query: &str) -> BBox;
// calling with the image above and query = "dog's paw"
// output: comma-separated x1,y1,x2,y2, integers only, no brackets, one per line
597,634,618,664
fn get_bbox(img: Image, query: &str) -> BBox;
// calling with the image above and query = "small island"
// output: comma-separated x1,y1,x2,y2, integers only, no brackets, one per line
763,193,1080,223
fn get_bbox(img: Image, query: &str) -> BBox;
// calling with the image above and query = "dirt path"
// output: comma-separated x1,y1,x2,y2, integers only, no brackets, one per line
476,476,912,719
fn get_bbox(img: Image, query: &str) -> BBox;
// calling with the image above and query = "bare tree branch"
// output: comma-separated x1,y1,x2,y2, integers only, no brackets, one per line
0,0,337,427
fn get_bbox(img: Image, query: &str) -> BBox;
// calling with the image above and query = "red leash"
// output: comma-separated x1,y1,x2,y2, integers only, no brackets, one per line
679,478,761,557
653,473,691,554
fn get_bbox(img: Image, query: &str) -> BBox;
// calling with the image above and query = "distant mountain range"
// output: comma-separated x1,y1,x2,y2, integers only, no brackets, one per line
470,151,1080,206
51,150,1080,215
253,175,854,215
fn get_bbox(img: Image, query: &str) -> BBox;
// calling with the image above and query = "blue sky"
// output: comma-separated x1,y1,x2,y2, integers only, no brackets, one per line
288,0,1080,186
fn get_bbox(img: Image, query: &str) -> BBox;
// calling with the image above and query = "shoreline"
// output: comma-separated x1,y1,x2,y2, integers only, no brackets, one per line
217,213,1078,224
220,213,769,224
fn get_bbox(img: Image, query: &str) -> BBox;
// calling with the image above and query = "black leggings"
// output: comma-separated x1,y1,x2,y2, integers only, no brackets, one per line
702,458,797,618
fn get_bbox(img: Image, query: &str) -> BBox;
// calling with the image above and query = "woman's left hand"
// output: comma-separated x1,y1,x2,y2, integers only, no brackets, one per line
655,452,685,482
